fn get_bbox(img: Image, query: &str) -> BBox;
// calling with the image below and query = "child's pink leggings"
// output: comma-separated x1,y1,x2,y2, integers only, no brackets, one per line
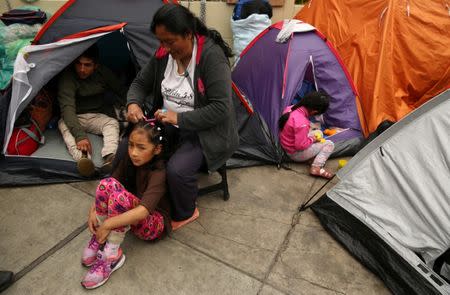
95,177,164,242
287,140,334,167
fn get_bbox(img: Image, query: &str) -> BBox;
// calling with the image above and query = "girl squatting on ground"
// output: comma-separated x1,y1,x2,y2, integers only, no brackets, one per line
279,90,335,179
80,121,171,289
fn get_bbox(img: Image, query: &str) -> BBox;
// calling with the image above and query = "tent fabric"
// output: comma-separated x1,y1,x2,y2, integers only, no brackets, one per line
3,31,110,153
33,0,164,68
312,196,443,295
312,89,450,293
230,21,362,166
1,1,165,186
233,23,362,137
0,156,85,186
295,0,450,136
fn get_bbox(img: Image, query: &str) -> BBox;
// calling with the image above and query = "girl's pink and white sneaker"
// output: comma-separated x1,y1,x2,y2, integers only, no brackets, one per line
81,249,125,289
81,235,102,267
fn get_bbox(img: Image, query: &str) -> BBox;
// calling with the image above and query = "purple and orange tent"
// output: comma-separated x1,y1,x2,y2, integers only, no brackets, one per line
229,21,364,168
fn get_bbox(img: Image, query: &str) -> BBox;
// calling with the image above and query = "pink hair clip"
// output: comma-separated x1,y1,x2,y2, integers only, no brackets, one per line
143,116,156,126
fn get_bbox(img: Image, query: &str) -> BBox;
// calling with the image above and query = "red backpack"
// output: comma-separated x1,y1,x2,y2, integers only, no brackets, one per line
6,88,53,155
7,118,45,156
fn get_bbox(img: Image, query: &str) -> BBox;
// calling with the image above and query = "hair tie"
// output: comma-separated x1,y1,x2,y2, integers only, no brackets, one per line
143,116,156,127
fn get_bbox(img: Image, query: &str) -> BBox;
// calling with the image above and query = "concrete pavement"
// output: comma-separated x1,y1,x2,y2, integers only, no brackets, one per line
0,159,391,294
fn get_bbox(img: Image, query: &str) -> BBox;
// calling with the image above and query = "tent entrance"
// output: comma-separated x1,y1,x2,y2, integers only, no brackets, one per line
5,32,137,170
96,30,137,85
292,61,317,105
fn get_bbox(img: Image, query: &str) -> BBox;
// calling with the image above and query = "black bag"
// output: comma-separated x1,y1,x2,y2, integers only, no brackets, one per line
0,9,47,26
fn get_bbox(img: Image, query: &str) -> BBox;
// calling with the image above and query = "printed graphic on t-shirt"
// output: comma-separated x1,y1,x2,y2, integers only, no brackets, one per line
161,40,197,114
162,84,194,111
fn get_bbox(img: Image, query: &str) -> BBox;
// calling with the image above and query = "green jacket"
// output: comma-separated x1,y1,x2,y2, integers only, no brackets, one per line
58,65,126,141
127,36,239,171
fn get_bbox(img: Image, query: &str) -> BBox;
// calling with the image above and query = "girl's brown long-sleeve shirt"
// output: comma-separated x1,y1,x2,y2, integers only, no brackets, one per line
112,158,172,234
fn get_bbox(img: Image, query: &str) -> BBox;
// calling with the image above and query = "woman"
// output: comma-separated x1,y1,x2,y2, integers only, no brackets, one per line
126,4,239,230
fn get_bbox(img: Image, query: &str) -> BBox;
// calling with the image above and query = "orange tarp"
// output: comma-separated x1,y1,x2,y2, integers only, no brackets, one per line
295,0,450,136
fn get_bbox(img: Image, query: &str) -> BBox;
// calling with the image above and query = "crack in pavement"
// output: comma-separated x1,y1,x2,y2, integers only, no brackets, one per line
170,237,289,295
256,211,301,295
256,178,334,295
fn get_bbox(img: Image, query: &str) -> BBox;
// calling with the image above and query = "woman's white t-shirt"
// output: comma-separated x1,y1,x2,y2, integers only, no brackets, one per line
161,40,197,114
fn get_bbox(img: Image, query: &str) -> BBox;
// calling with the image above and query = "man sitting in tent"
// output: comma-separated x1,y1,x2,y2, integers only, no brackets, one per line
57,45,127,177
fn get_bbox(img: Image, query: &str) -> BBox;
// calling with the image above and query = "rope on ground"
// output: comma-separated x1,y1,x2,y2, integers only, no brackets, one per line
298,176,334,212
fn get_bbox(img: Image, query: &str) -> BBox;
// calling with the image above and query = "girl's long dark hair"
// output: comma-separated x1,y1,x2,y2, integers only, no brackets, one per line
121,121,165,195
278,90,331,131
150,4,233,58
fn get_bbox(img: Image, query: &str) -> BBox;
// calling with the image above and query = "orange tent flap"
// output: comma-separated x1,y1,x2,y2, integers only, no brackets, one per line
296,0,450,136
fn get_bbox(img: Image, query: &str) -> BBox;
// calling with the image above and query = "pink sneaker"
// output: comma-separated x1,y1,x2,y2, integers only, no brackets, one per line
81,235,102,267
81,249,126,289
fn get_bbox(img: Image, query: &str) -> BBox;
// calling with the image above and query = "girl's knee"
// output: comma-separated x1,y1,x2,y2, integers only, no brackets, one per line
98,177,110,188
104,118,119,129
97,177,119,189
324,140,334,151
107,192,133,214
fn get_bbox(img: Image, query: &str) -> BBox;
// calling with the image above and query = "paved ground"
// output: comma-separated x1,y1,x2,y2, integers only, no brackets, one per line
0,158,391,294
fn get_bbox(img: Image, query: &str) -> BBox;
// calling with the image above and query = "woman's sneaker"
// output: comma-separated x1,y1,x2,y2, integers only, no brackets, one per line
81,249,125,289
81,235,102,267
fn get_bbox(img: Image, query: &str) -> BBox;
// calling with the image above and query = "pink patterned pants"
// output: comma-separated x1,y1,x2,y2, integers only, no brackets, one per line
95,177,164,241
287,140,334,167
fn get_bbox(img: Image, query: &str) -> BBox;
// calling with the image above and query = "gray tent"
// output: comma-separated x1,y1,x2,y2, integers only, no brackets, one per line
311,89,450,294
0,0,166,186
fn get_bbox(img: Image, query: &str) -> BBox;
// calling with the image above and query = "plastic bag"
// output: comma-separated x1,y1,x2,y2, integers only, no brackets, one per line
0,38,32,89
0,23,41,44
231,14,271,59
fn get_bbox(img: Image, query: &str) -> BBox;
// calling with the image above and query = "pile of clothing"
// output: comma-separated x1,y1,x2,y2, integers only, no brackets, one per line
0,6,48,90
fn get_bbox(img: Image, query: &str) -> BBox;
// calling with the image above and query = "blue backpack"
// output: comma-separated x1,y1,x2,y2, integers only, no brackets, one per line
232,0,272,21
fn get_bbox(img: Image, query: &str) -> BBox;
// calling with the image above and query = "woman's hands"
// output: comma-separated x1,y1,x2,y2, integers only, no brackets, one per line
127,103,178,125
126,103,145,123
155,108,178,125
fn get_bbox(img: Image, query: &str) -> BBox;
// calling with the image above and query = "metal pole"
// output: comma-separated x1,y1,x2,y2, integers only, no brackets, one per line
200,0,206,24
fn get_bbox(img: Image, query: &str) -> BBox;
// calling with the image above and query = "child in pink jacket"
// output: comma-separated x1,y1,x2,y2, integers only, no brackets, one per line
279,90,334,179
